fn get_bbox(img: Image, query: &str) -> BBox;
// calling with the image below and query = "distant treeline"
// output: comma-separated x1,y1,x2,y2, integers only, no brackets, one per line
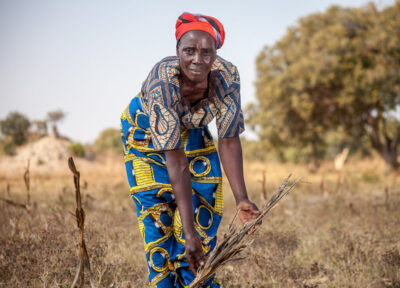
0,110,121,157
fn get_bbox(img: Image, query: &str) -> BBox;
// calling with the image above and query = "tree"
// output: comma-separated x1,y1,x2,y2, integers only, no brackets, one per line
47,110,66,138
251,2,400,172
0,112,31,146
94,128,122,153
31,120,48,137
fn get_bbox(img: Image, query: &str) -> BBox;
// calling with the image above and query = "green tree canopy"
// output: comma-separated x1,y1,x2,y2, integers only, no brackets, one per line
94,128,122,153
47,110,65,123
250,2,400,171
0,112,31,146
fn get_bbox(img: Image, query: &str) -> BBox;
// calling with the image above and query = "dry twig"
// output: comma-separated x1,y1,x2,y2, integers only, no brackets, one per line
24,159,31,206
68,157,96,288
0,159,31,211
189,174,302,288
258,170,268,204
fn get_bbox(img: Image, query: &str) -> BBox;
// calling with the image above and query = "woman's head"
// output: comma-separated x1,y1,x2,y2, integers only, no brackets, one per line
176,30,216,83
175,13,225,49
175,13,225,82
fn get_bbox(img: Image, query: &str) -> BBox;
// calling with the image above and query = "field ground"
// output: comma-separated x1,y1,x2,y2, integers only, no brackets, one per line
0,155,399,287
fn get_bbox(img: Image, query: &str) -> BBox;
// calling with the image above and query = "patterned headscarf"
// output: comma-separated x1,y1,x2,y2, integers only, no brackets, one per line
175,12,225,49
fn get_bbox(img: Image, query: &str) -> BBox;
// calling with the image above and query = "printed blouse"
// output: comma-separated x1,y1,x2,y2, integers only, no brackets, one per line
123,55,244,151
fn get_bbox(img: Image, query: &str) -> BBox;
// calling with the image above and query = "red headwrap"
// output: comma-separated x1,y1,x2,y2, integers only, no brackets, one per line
175,12,225,49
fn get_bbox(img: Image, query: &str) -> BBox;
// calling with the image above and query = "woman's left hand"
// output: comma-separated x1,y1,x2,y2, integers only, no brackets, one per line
236,199,261,233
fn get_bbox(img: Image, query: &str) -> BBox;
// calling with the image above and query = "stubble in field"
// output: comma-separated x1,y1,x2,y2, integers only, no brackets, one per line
0,155,399,287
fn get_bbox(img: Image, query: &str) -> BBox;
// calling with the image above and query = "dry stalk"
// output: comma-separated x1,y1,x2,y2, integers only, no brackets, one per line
6,183,10,197
68,157,96,288
0,197,27,209
24,159,31,206
0,159,31,211
189,174,302,288
258,170,267,204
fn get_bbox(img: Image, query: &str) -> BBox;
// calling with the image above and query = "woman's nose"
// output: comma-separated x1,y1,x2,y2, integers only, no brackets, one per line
192,52,202,64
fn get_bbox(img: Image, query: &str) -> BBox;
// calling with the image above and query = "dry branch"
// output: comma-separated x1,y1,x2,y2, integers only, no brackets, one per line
24,159,31,206
259,170,267,203
189,174,302,288
0,197,27,209
68,157,96,288
0,159,31,211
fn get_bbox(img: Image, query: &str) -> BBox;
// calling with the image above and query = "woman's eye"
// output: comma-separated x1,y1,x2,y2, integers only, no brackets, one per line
185,48,194,54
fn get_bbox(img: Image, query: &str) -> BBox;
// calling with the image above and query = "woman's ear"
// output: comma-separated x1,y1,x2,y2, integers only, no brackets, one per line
176,40,180,57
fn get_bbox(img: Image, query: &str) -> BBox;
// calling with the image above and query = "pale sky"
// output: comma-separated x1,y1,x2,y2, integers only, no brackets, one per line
0,0,394,143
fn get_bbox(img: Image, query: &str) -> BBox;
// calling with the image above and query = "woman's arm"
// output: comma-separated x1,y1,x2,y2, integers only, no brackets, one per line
164,149,205,274
218,136,260,225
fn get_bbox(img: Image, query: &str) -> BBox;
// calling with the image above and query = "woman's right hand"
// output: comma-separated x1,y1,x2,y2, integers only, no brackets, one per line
185,234,205,275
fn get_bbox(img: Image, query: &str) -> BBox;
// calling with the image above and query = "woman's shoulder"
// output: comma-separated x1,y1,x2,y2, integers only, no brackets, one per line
142,56,180,91
149,56,180,80
211,56,240,89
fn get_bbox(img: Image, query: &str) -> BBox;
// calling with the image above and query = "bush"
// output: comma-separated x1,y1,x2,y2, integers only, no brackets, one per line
69,142,85,158
94,128,122,154
0,138,16,156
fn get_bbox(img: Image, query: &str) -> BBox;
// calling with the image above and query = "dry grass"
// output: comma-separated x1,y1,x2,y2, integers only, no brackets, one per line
0,154,399,287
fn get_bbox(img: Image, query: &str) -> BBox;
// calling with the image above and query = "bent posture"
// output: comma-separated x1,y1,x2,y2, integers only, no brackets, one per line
121,12,259,288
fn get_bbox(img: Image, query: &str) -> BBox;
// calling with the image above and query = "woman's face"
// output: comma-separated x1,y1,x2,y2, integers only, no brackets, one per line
176,30,217,83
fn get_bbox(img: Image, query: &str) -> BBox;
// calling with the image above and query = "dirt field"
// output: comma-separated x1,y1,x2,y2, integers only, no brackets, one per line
0,154,399,287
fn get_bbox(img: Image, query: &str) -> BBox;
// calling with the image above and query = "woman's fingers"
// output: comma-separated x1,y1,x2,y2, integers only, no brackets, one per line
236,200,262,234
188,254,205,275
186,235,205,275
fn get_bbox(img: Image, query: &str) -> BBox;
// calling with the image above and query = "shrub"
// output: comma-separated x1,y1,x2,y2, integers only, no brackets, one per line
69,142,85,158
93,128,122,154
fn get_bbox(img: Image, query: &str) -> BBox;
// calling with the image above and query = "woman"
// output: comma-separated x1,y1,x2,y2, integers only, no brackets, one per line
121,12,260,288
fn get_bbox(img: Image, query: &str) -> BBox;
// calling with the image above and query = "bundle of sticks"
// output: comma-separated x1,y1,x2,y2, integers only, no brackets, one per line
189,174,301,288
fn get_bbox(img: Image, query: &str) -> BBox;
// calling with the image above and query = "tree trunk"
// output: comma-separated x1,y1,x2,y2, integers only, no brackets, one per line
382,147,399,175
366,112,399,175
51,125,59,139
311,139,320,172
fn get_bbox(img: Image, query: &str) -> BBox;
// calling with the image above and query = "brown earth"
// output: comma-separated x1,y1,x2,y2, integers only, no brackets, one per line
0,150,399,287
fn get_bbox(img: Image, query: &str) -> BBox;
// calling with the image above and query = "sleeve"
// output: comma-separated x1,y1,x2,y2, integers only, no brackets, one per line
216,66,245,138
120,103,135,148
147,84,183,151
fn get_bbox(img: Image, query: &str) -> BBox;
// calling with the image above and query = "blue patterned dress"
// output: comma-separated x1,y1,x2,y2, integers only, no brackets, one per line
120,56,244,287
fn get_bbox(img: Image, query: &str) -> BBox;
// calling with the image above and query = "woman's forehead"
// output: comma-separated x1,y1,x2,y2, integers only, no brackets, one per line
179,31,215,47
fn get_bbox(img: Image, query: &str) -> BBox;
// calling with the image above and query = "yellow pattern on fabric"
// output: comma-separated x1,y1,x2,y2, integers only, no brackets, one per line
121,105,134,124
144,153,166,166
138,203,174,251
192,176,222,184
157,187,173,198
214,183,223,215
132,195,144,213
196,205,213,229
132,155,155,186
145,232,173,252
127,127,151,148
138,203,172,222
149,247,170,272
149,270,170,288
173,205,214,248
173,208,184,245
181,130,190,150
184,146,217,157
130,183,171,194
194,185,223,216
189,156,212,177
